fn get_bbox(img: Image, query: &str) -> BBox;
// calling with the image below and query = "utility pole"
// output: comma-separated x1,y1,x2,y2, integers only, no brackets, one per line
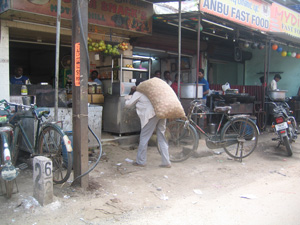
72,0,89,189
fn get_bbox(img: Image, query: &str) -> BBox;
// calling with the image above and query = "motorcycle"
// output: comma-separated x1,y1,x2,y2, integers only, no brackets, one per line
268,101,297,156
0,102,19,198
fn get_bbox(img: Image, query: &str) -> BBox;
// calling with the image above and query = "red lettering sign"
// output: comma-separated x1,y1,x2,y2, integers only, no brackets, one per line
75,43,80,87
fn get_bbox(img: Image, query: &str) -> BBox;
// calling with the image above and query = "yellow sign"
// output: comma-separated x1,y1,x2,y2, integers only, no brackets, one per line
200,0,271,31
270,2,300,38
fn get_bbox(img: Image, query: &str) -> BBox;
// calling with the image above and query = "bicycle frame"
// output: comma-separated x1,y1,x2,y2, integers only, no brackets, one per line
9,104,60,155
13,116,42,155
187,101,228,140
190,112,226,138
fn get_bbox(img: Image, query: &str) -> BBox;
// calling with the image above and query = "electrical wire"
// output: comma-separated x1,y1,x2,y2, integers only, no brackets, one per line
71,125,103,186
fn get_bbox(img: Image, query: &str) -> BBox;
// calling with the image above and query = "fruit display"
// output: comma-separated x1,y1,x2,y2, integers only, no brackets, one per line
118,42,129,51
87,37,121,56
125,64,133,68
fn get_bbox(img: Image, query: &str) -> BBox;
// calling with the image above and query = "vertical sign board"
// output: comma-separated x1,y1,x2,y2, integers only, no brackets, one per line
33,156,53,206
75,42,80,86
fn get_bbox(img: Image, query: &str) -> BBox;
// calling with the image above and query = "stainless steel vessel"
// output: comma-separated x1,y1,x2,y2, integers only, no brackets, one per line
268,90,287,101
180,83,204,98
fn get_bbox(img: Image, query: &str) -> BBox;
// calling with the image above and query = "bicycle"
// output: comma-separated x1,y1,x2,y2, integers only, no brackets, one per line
0,106,19,198
164,99,259,162
0,100,73,184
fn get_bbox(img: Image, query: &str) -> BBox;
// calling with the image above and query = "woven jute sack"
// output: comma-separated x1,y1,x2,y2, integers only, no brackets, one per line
136,77,185,119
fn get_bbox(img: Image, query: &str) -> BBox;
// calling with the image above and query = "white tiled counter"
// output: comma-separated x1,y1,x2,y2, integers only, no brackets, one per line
47,105,102,148
19,105,102,151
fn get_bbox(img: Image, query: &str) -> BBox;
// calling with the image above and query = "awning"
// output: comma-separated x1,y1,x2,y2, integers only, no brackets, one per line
269,32,300,46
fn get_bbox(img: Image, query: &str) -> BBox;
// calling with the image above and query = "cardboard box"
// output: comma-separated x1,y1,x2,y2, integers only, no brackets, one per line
88,94,104,104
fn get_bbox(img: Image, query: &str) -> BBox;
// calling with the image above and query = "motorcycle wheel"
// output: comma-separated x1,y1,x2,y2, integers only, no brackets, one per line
283,136,293,156
288,122,297,143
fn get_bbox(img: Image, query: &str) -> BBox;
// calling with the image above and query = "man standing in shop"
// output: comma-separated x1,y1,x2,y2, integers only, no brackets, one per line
10,66,30,84
197,68,210,105
163,71,172,86
268,74,281,91
153,70,161,79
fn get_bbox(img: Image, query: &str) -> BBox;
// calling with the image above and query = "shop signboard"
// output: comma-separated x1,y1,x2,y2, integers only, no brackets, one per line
200,0,271,32
270,2,300,38
7,0,152,34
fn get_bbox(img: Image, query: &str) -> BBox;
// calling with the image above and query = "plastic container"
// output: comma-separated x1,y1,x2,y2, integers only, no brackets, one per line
96,85,102,94
62,131,73,167
21,85,28,95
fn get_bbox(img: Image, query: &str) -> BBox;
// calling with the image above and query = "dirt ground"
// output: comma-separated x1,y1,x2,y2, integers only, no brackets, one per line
1,129,300,225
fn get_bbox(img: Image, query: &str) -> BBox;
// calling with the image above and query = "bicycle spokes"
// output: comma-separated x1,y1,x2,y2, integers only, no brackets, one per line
222,119,258,159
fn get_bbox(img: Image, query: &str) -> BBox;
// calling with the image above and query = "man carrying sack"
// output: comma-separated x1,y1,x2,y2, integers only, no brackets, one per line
125,78,185,168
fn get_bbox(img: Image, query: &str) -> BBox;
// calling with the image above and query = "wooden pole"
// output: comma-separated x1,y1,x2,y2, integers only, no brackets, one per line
72,0,89,188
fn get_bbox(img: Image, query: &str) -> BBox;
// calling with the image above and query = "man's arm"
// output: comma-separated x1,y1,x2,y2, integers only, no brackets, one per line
125,91,141,107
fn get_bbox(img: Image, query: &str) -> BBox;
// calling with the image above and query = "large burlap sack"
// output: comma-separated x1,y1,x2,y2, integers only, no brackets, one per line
136,77,185,119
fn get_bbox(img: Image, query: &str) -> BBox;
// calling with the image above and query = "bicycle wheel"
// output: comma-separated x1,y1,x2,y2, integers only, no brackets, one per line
165,120,199,162
221,118,258,159
38,125,72,184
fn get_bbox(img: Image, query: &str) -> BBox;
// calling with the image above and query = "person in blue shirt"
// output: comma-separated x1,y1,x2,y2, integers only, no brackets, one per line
90,70,103,86
197,68,210,104
10,66,30,84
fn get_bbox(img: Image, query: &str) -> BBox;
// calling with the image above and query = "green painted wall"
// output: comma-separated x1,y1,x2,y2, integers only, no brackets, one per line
245,47,300,97
210,46,300,97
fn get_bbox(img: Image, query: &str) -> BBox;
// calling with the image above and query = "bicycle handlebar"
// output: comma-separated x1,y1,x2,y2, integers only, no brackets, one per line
0,99,35,110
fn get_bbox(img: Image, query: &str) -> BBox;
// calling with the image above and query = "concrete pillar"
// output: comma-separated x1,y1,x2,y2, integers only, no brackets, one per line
33,156,53,206
0,22,10,101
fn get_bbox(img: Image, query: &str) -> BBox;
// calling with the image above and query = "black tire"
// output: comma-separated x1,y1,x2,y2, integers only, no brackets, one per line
283,136,293,156
38,125,72,184
164,120,199,162
221,118,258,159
4,180,13,198
288,120,297,143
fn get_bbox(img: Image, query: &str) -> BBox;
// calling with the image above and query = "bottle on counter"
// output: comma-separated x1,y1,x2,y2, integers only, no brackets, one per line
21,84,28,96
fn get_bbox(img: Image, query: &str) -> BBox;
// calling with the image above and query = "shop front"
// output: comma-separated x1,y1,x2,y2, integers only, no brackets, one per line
0,0,154,138
151,0,300,128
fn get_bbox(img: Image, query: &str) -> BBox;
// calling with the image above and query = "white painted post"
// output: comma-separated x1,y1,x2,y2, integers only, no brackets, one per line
33,156,53,206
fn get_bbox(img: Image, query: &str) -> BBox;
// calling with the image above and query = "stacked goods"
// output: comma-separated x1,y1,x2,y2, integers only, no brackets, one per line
87,38,120,56
136,78,185,119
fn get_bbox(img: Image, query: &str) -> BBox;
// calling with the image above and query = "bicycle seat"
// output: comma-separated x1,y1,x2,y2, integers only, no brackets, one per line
214,106,232,113
35,108,50,118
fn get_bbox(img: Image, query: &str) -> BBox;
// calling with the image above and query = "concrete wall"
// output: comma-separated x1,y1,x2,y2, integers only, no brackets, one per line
48,105,103,148
210,46,300,97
